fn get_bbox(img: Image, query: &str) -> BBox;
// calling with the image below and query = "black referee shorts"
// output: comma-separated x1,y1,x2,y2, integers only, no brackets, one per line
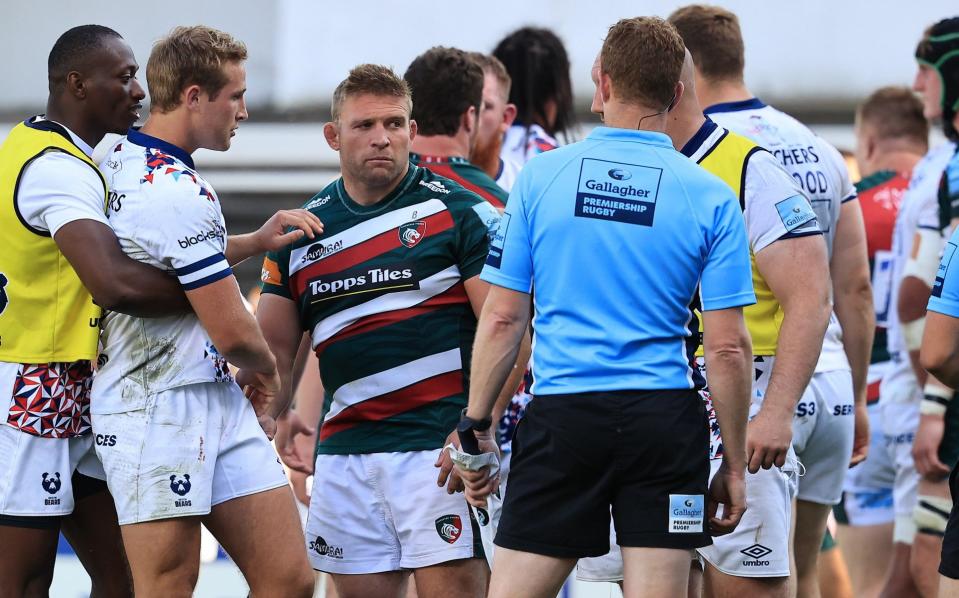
939,463,959,579
494,389,711,558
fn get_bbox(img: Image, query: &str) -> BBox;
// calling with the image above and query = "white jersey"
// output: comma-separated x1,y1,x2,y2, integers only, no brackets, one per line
501,123,558,166
707,98,856,373
92,129,235,414
887,141,956,356
495,157,522,193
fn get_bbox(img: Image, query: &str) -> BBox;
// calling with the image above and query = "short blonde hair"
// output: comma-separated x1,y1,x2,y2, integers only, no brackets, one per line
147,25,247,113
331,64,411,121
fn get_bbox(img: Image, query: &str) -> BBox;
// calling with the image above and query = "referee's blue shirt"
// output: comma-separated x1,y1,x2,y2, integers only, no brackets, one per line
481,126,755,395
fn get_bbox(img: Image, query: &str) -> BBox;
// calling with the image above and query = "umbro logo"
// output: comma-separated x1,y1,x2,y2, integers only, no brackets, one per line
740,543,772,566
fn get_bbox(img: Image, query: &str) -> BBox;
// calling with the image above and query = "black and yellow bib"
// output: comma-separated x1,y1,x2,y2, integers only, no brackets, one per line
697,130,782,356
0,117,105,362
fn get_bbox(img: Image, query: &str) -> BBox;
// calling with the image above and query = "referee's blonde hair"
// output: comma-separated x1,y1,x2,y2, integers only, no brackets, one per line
147,25,247,113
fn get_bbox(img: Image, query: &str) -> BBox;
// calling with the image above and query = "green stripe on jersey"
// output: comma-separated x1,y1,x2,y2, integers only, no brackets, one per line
261,165,500,455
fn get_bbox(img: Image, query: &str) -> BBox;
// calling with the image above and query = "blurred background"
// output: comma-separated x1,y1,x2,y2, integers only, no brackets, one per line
2,0,954,595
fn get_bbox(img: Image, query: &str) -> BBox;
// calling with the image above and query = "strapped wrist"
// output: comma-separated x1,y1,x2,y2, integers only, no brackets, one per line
921,384,953,415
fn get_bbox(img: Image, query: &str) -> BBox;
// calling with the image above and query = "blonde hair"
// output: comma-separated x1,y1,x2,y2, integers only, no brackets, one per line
147,25,247,113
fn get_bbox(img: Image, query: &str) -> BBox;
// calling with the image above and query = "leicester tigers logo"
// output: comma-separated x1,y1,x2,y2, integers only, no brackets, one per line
435,514,462,544
0,273,7,315
399,221,426,248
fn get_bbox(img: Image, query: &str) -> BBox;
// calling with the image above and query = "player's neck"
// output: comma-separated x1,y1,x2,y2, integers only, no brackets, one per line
863,150,923,177
342,162,411,207
140,113,197,155
697,79,753,112
411,133,470,160
665,108,707,151
603,100,669,133
44,102,102,150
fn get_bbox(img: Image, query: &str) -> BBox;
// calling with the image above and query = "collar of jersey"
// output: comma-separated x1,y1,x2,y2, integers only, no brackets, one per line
854,169,899,193
703,97,767,115
410,153,469,165
680,118,720,158
126,128,195,169
587,126,673,147
335,163,421,215
25,115,95,156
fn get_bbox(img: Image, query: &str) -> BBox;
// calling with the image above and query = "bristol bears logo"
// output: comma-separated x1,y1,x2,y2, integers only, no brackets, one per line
170,474,192,496
399,221,426,248
435,514,463,544
0,273,8,316
41,472,61,494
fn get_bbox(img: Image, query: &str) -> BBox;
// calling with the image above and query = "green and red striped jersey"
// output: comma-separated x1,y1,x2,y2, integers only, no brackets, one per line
411,153,509,210
260,165,501,454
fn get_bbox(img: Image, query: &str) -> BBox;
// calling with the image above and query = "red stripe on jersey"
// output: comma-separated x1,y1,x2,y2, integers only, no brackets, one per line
313,283,469,359
292,210,454,298
319,370,463,441
867,378,881,405
860,172,909,258
423,162,505,210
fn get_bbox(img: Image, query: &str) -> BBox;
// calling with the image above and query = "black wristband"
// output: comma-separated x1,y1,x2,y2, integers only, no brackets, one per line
458,408,492,432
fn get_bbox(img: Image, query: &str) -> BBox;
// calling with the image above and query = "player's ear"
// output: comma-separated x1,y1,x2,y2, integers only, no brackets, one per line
323,121,340,151
463,105,477,136
184,84,202,109
503,103,517,129
409,118,418,143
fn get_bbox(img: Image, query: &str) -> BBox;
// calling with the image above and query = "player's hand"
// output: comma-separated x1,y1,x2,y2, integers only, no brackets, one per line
254,209,324,252
707,461,747,536
913,413,950,479
849,402,870,467
274,410,316,474
455,429,501,509
287,468,312,507
745,408,793,474
435,429,465,494
236,368,281,437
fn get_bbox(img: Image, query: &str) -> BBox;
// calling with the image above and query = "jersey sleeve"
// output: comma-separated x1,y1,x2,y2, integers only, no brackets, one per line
744,150,821,254
136,184,231,290
480,172,533,293
939,151,959,231
18,151,108,235
700,193,757,311
928,231,959,317
455,194,502,280
260,244,293,300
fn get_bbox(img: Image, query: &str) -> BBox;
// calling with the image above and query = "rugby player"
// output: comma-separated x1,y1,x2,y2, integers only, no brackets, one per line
405,47,510,210
492,27,573,165
909,18,959,597
578,48,831,597
466,53,519,191
921,42,959,588
91,26,317,597
670,7,873,596
257,64,503,598
836,86,928,598
0,25,197,597
455,17,755,598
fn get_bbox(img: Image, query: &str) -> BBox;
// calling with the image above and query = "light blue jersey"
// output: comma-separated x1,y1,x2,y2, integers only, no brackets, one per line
481,127,755,395
929,150,959,317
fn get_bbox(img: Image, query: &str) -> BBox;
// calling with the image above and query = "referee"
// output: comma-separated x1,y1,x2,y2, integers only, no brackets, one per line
454,17,755,598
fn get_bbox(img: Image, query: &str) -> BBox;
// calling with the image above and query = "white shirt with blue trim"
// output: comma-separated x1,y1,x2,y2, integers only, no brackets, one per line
91,129,235,414
706,98,855,373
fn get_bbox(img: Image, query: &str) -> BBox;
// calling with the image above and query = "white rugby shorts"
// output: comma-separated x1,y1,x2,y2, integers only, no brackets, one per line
92,381,287,525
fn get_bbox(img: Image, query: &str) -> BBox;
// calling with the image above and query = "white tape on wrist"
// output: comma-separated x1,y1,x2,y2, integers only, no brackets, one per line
901,317,926,352
921,384,953,415
445,444,500,477
903,229,944,287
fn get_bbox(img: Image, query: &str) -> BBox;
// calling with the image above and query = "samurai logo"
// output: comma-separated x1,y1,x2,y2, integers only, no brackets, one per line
435,514,463,544
41,472,61,494
0,273,8,315
399,221,426,248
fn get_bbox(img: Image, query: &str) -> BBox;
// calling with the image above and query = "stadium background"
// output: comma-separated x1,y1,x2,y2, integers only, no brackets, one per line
1,0,953,595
